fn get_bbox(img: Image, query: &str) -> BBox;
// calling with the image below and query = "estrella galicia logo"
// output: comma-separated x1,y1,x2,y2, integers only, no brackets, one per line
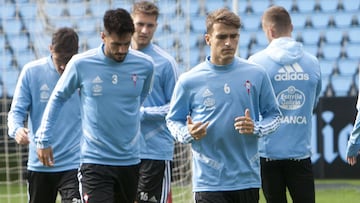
277,86,305,110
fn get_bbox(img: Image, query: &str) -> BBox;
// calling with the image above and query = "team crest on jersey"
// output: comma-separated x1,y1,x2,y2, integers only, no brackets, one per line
40,84,50,102
92,76,103,96
132,74,137,86
244,80,252,95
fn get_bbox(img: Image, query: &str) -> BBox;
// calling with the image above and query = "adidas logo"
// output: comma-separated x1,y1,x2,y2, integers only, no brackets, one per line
92,76,103,83
40,84,50,91
202,88,213,97
274,63,309,81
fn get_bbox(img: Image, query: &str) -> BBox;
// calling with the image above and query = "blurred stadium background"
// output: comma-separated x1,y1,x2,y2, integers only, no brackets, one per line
0,0,359,202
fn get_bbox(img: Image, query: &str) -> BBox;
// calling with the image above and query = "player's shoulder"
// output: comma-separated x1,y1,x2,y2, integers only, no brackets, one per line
235,57,267,74
129,48,152,61
152,44,175,60
72,48,98,61
22,57,48,72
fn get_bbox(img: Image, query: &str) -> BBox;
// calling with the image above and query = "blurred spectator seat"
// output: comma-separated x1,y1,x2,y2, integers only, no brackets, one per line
190,16,206,33
2,68,19,98
291,13,307,29
68,2,87,17
321,44,342,60
318,0,340,12
44,3,65,18
272,0,293,11
206,0,227,13
0,35,4,54
2,19,25,35
347,28,360,43
319,60,337,77
338,59,359,76
238,31,252,49
85,35,101,50
330,74,353,96
342,0,360,11
304,44,319,56
18,3,38,19
311,13,332,28
88,1,110,18
321,76,332,96
7,34,31,54
249,0,271,14
296,0,316,13
255,31,268,46
77,17,100,36
16,51,36,69
324,29,345,45
241,14,261,31
335,12,356,27
19,3,37,19
301,29,320,45
345,43,360,59
1,3,16,18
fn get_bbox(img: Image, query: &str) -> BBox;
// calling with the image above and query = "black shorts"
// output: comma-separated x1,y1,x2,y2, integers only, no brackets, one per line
27,169,81,203
136,159,171,203
260,157,315,203
79,163,140,203
195,188,259,203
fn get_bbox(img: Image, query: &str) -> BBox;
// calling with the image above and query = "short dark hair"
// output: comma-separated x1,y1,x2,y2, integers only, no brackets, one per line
103,8,135,36
131,1,159,20
206,8,241,33
262,6,292,35
51,27,79,55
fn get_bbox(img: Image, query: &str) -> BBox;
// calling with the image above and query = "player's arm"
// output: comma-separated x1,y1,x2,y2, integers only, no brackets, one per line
346,106,360,165
141,61,179,121
255,72,282,137
36,60,79,166
7,67,31,145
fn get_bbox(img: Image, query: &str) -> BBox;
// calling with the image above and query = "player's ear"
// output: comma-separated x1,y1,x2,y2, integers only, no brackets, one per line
205,34,211,46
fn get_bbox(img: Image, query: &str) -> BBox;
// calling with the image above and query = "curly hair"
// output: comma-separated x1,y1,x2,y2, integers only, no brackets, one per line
103,8,135,36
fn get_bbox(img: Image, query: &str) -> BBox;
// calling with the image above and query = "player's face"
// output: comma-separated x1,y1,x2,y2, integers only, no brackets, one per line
102,31,132,62
205,23,239,65
132,12,157,50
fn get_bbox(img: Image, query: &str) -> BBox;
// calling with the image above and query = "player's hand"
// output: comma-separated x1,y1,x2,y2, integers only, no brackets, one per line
347,156,357,166
187,115,209,141
37,147,54,167
15,127,30,145
234,109,254,135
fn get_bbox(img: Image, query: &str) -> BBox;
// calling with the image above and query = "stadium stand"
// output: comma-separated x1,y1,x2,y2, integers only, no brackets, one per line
0,0,357,98
318,0,340,12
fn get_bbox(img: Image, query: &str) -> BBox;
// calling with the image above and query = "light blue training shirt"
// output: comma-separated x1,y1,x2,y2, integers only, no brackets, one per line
8,56,82,172
37,44,154,166
166,56,282,192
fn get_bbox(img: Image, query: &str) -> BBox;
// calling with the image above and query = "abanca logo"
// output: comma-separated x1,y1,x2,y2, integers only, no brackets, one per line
275,63,309,81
